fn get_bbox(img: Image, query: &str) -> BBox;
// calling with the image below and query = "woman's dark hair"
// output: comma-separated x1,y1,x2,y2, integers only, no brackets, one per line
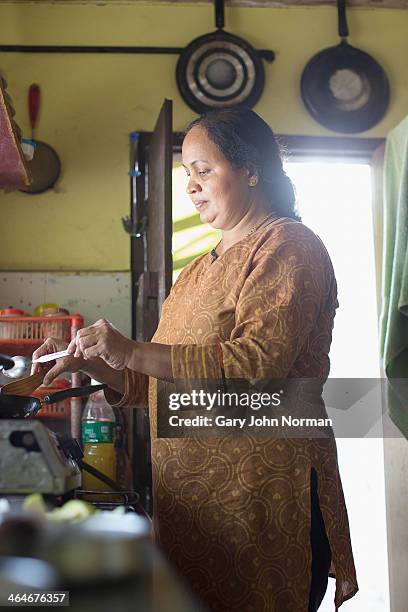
185,108,300,221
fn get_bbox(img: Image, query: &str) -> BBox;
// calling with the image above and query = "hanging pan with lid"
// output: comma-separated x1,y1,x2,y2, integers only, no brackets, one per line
176,0,273,114
300,0,390,133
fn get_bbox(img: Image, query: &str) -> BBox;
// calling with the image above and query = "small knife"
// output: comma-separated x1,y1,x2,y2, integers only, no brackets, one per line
32,349,71,364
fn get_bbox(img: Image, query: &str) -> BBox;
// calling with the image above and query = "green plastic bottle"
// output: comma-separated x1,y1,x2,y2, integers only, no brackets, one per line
81,380,116,498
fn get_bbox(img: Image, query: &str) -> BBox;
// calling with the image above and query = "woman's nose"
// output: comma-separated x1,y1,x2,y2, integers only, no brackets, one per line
186,177,201,194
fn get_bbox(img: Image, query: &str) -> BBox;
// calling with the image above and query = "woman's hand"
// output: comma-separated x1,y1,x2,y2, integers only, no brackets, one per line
31,337,86,386
68,319,134,371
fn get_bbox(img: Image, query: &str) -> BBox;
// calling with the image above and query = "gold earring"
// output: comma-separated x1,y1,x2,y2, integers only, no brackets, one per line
249,177,258,187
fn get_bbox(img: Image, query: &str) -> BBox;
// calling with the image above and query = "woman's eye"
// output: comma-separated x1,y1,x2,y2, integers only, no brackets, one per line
199,170,210,176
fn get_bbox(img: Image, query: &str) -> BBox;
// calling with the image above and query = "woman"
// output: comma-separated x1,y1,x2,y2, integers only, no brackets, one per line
33,109,358,611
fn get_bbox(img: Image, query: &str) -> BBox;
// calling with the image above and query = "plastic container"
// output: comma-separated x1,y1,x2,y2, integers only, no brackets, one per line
81,381,117,497
33,303,59,316
0,308,26,339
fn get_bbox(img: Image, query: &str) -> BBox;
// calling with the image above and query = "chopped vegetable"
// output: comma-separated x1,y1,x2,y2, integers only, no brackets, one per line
23,495,96,524
46,500,95,523
22,493,47,515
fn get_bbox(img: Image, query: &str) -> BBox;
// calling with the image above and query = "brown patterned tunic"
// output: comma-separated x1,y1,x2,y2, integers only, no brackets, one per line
108,217,358,611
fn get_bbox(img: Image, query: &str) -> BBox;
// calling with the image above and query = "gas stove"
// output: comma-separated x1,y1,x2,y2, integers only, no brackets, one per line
0,420,81,496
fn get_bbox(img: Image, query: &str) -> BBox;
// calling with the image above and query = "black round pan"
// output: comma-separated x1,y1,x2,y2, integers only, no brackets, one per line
0,384,107,419
19,83,61,194
20,139,61,194
301,0,390,133
176,0,265,114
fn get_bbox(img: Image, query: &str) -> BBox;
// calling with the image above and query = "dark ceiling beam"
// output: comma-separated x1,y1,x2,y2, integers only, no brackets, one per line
44,0,408,8
6,0,408,7
164,0,408,6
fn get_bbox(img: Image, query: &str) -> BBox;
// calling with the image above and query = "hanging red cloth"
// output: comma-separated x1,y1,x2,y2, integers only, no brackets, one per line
0,76,31,190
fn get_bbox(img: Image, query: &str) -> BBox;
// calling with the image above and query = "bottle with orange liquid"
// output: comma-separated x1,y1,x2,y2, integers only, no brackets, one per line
81,380,116,500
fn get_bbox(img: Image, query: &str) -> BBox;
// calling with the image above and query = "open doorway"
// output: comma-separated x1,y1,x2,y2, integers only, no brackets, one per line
284,160,389,612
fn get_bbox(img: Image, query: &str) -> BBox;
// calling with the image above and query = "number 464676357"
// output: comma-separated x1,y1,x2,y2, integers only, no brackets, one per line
7,592,68,606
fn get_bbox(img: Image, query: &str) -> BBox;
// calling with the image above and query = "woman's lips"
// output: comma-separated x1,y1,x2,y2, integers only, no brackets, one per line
194,200,208,210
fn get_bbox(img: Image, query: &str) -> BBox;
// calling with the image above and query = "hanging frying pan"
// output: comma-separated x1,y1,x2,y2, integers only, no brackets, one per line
19,84,61,194
301,0,390,133
176,0,267,114
0,384,107,419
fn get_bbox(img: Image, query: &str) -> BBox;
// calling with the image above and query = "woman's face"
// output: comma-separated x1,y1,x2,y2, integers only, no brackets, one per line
182,126,252,230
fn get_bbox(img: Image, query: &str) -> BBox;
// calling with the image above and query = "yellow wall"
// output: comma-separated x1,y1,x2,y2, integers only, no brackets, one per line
0,2,407,271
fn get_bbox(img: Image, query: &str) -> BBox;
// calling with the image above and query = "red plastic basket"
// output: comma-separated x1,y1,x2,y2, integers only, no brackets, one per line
0,314,83,357
0,314,83,343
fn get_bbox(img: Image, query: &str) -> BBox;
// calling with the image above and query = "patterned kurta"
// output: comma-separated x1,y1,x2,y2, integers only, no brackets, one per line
108,217,358,611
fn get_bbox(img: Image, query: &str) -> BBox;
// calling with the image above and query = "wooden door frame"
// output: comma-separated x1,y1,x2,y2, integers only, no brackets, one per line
171,132,385,161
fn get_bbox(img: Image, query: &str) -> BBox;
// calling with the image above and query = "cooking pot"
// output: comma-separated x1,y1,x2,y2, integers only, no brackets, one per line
300,0,390,133
0,356,31,382
0,355,31,387
0,355,14,371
